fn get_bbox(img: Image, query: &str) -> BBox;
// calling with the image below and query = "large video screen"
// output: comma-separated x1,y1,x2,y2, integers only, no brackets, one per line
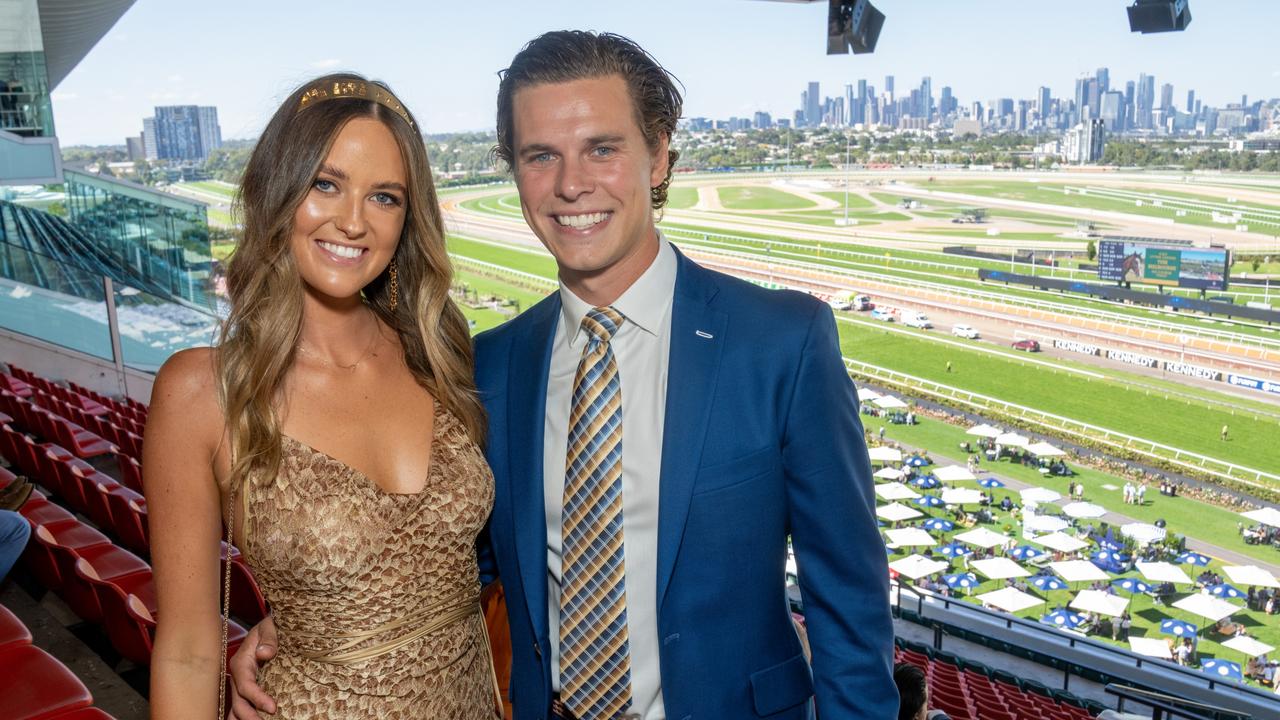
1097,240,1230,291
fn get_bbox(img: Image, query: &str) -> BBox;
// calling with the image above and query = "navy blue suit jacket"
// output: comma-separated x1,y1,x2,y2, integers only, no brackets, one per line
475,248,896,719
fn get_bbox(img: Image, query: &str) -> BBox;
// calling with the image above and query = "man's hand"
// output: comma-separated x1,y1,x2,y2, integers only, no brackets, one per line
228,616,279,719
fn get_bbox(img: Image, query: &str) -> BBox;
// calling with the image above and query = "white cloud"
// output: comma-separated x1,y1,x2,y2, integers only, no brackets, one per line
167,74,183,83
51,92,78,101
310,59,342,69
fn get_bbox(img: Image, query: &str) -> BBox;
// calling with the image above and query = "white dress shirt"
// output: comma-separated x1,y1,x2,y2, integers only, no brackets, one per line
544,238,676,720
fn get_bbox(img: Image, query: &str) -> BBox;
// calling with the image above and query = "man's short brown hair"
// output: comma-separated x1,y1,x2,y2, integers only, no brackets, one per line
495,30,683,210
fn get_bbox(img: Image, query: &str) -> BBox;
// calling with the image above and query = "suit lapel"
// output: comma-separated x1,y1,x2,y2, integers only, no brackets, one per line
507,295,559,638
656,252,726,610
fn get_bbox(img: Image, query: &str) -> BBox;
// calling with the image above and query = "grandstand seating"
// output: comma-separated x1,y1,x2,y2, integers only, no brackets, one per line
0,645,94,719
895,637,1102,720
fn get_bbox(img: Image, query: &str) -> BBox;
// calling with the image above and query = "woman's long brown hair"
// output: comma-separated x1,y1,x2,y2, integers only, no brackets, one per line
217,72,484,495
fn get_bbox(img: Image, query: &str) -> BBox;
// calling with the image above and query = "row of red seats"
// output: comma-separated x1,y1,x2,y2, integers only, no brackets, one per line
0,604,116,720
2,391,115,460
7,366,147,430
30,389,143,461
895,647,1095,720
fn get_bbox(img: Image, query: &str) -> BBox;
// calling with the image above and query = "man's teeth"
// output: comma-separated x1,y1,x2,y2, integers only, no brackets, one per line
556,212,610,229
319,241,364,259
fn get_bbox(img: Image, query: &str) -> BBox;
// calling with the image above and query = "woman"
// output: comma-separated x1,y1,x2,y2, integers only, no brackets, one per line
145,74,498,718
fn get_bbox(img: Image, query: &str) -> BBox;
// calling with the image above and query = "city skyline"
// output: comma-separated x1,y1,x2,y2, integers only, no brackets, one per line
50,0,1280,145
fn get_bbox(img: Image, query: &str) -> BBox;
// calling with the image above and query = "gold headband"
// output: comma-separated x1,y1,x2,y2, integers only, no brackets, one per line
297,81,416,129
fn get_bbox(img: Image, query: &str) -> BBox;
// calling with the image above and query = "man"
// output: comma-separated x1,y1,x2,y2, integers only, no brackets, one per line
230,31,893,720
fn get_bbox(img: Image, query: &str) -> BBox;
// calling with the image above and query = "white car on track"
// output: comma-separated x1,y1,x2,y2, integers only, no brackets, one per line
951,324,979,339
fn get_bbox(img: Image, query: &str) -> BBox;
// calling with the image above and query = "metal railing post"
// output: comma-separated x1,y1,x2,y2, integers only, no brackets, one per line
102,276,128,396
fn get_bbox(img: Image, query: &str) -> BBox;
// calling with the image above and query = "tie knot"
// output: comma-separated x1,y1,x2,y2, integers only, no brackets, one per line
581,306,624,344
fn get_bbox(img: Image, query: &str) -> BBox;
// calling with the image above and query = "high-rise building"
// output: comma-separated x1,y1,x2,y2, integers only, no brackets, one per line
1137,74,1156,129
142,117,158,160
844,84,855,127
798,90,809,127
1096,67,1110,94
1123,81,1136,130
1037,87,1051,118
1074,77,1090,122
940,86,954,118
753,111,773,129
125,136,144,162
1063,118,1106,164
1160,83,1174,112
197,106,222,157
1185,90,1195,114
884,75,894,101
857,78,868,124
1101,91,1126,132
806,82,821,127
920,76,933,122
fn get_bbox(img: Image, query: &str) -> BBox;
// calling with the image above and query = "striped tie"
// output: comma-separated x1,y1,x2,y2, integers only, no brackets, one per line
560,306,632,719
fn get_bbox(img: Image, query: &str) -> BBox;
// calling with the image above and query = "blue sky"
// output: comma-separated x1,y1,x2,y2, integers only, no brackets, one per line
52,0,1280,146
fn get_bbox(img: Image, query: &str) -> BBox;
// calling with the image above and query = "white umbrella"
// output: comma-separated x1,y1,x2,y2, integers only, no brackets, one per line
1024,515,1070,533
1128,637,1173,659
942,488,984,506
1031,532,1090,553
1136,561,1193,585
955,527,1010,549
886,528,936,548
868,446,903,464
934,465,977,482
889,554,949,580
1070,589,1130,617
1062,502,1106,519
873,466,905,481
1020,487,1062,504
1221,565,1280,589
971,557,1031,580
967,424,1002,438
858,388,882,402
995,432,1030,448
1050,560,1111,583
1172,593,1239,623
1027,441,1065,457
876,502,924,522
1121,523,1167,545
1222,636,1276,658
874,396,909,409
876,482,920,501
976,586,1043,613
1240,507,1280,528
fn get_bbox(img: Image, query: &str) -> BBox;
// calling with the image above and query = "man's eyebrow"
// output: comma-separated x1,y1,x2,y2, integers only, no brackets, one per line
586,134,626,145
518,142,557,156
317,163,348,180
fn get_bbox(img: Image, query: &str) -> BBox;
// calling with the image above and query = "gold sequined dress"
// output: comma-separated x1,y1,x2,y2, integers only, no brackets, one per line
240,401,497,719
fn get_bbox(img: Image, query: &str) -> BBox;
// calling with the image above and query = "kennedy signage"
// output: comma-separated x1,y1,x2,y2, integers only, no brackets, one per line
1053,339,1100,356
1164,362,1220,381
1106,349,1159,368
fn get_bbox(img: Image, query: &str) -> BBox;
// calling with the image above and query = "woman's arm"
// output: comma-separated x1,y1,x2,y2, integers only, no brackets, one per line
145,348,227,719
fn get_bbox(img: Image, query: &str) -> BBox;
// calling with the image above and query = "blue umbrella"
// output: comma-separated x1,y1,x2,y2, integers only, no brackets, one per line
1031,574,1068,592
913,476,940,489
923,518,955,532
1160,618,1197,637
915,494,945,508
906,455,930,467
1040,609,1085,629
1200,659,1243,681
944,572,979,591
1008,545,1044,561
1091,550,1129,573
1176,551,1211,567
980,478,1005,489
938,542,973,558
1098,538,1124,551
1208,583,1246,600
1112,577,1152,594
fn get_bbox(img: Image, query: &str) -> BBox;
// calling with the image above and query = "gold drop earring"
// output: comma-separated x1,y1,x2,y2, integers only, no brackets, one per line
388,259,399,311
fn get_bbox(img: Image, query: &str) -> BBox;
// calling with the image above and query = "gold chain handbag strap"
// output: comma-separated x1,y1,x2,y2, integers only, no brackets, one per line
218,486,235,720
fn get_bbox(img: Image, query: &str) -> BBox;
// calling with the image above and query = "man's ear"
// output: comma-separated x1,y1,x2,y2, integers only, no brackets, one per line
649,133,671,189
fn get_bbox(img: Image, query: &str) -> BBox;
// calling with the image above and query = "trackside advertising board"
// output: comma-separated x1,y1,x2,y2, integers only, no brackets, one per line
1097,240,1229,291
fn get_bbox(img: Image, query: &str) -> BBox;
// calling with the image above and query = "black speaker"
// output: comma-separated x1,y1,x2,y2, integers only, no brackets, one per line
1127,0,1192,33
827,0,885,55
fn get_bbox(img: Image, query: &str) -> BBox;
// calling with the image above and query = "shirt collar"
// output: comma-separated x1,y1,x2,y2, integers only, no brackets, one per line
558,233,677,348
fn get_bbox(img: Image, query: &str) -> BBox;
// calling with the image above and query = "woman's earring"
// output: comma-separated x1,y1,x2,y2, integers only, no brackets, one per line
388,259,399,311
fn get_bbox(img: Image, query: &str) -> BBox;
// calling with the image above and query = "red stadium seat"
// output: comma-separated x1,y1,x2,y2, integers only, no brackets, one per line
0,465,17,489
82,473,123,534
18,499,77,529
0,604,33,651
91,570,157,666
0,644,93,720
25,523,111,592
49,417,114,460
56,546,149,624
50,457,97,516
0,373,33,398
45,709,117,719
226,558,269,626
117,455,143,495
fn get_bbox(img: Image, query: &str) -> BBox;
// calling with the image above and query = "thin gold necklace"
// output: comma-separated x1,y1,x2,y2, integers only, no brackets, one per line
297,313,381,371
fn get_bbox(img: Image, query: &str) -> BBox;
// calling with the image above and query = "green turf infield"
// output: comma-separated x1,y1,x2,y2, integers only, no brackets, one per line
718,186,816,210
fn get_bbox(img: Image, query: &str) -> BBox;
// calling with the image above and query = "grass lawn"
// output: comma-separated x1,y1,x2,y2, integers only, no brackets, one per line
665,186,699,210
211,242,237,261
447,235,559,279
453,268,549,309
207,207,235,227
718,186,816,210
815,191,875,209
837,321,1276,479
913,229,1073,242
